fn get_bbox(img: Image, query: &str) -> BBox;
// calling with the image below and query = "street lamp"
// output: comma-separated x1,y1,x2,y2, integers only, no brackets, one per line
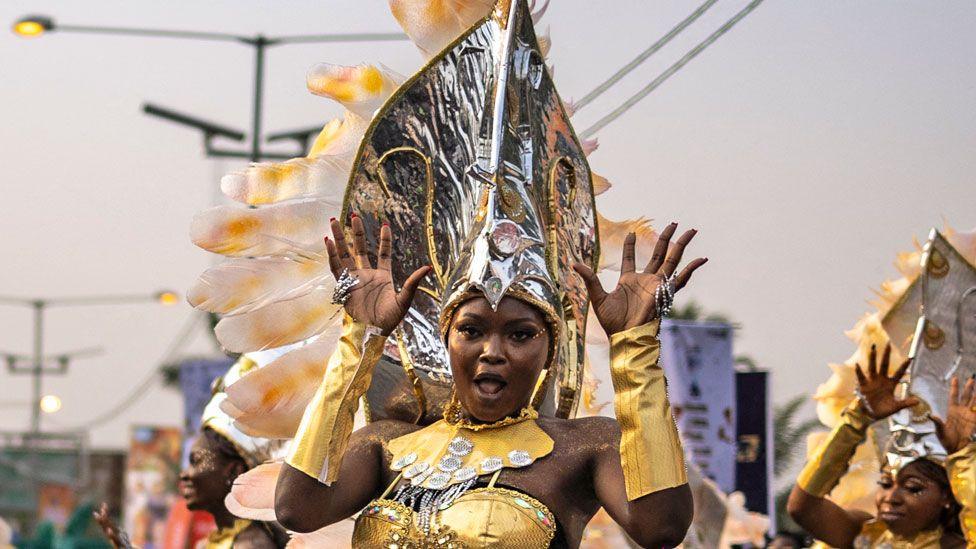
11,13,409,162
0,291,177,434
12,15,52,37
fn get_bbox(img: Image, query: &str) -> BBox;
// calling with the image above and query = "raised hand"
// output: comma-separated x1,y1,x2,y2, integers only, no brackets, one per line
853,343,919,420
573,222,707,337
932,376,976,454
93,502,131,549
325,214,431,335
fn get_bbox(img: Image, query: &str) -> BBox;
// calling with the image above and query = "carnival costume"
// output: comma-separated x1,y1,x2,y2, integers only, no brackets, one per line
199,358,282,548
188,0,688,545
797,229,976,547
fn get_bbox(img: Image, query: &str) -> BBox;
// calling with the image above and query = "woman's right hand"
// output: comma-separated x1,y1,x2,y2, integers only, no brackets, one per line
854,343,920,420
932,376,976,454
325,214,431,335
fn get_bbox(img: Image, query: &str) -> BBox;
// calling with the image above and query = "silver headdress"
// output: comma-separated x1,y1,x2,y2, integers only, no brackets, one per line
343,0,599,417
202,357,275,467
881,229,976,470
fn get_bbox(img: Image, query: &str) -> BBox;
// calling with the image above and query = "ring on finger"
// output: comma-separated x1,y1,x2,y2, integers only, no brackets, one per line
331,268,360,305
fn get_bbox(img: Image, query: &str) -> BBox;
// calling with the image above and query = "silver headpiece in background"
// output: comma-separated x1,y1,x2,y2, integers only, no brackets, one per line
202,357,275,467
881,228,976,469
343,0,599,418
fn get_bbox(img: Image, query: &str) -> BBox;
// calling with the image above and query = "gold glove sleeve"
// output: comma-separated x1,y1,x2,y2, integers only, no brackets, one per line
947,442,976,547
609,318,688,501
796,399,872,497
286,314,387,484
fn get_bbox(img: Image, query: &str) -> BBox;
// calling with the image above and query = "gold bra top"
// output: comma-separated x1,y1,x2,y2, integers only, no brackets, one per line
351,479,556,548
853,519,943,549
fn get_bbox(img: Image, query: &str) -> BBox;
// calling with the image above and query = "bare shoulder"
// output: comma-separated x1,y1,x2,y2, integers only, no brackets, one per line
353,418,422,448
537,415,620,454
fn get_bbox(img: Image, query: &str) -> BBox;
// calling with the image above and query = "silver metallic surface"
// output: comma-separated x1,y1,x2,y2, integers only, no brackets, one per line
342,0,598,417
881,229,976,468
508,449,533,467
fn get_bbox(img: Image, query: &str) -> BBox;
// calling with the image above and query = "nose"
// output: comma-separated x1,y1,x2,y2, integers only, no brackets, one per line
179,468,191,482
480,334,506,365
880,487,904,506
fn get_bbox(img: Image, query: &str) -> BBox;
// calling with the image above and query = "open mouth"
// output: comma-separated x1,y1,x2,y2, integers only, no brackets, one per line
878,510,904,522
473,372,507,396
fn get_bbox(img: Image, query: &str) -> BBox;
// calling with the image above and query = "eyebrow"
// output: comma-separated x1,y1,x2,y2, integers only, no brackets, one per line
455,312,542,324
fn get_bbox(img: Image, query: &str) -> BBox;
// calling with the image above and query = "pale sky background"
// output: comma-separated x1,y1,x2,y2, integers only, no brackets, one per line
1,0,973,457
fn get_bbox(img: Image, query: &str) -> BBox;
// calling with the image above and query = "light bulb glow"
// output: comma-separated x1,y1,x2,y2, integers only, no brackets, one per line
157,291,179,306
14,20,44,37
40,395,62,414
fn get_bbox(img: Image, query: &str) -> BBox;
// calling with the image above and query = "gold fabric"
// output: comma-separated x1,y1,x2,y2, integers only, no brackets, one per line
286,314,387,483
948,443,976,547
351,487,556,548
852,520,942,548
203,519,251,549
797,399,872,497
609,318,688,500
387,417,554,490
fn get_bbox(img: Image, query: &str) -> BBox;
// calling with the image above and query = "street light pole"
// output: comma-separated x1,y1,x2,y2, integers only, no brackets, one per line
30,301,43,434
0,292,177,434
13,15,409,162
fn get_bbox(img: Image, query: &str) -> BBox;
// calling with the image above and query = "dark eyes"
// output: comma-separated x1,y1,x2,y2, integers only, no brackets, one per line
456,325,482,338
454,325,540,342
877,479,925,494
510,329,540,342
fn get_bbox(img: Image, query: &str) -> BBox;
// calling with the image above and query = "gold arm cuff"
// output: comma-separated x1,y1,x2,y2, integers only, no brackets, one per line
609,318,688,501
286,314,387,484
796,399,872,497
947,442,976,546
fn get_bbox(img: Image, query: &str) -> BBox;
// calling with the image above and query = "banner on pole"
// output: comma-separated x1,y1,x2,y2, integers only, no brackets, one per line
659,320,737,493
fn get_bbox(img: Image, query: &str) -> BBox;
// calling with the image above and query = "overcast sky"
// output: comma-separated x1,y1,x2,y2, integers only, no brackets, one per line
1,0,973,449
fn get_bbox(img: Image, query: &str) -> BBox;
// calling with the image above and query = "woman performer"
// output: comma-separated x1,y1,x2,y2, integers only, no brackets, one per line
787,344,976,547
96,361,288,549
274,218,706,548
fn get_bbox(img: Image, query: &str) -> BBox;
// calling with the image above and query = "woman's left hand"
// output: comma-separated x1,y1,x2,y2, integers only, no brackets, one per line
932,376,976,454
574,222,707,337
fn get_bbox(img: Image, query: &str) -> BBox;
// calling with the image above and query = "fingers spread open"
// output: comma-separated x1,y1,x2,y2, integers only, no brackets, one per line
661,229,697,277
950,376,960,405
350,214,371,269
330,217,355,269
855,363,868,388
325,237,343,278
897,395,921,411
674,257,708,291
621,232,637,273
573,262,608,306
868,345,878,378
880,344,892,378
377,223,392,271
891,359,912,383
963,377,975,406
647,222,677,273
397,265,432,309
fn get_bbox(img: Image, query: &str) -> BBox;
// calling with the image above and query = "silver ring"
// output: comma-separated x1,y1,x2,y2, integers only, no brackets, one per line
331,268,360,305
655,274,677,317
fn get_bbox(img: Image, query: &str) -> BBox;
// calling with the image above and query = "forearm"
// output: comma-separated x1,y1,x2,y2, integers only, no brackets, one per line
947,442,976,546
609,318,688,501
786,399,873,545
285,313,387,483
795,399,872,498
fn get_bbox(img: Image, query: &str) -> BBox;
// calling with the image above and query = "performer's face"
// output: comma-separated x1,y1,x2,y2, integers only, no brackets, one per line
448,296,550,422
875,461,951,536
179,431,242,511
